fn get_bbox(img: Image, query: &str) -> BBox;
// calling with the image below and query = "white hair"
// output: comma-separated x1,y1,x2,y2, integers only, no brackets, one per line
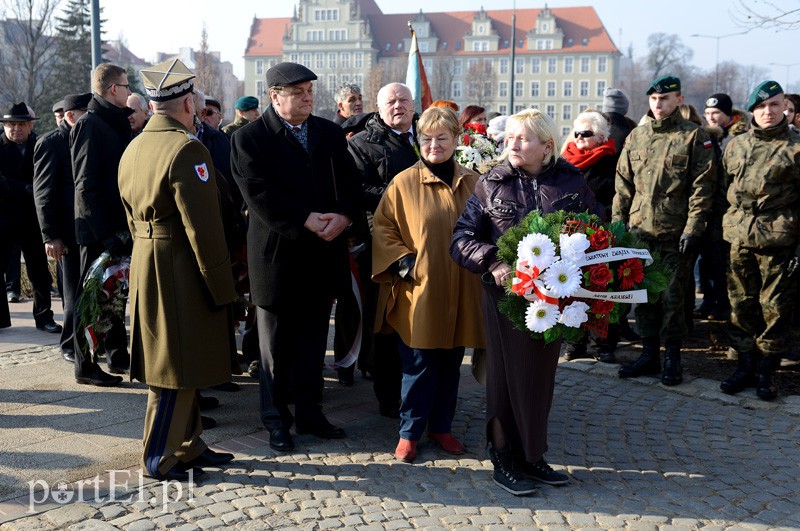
376,82,412,106
572,110,610,143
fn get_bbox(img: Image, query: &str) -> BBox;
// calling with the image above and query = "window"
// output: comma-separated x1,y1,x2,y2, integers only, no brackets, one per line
561,126,571,137
546,104,556,120
478,24,485,35
499,58,509,74
580,56,590,73
580,80,589,97
499,81,508,98
454,59,463,76
475,41,490,51
541,22,549,33
423,59,433,72
355,52,364,69
255,60,264,75
563,80,573,97
306,30,324,41
328,74,336,91
562,104,572,121
515,81,523,97
355,74,364,86
315,53,324,69
547,57,557,74
596,79,607,97
302,53,311,67
531,58,540,74
483,59,494,74
467,58,478,70
256,80,264,98
530,81,540,97
536,39,553,50
529,104,539,110
564,57,573,73
579,104,589,113
515,104,525,113
290,53,299,63
515,58,524,74
328,52,337,69
341,52,350,69
452,81,462,98
598,56,608,73
547,81,556,97
498,105,508,114
420,41,429,53
314,8,339,21
328,29,347,41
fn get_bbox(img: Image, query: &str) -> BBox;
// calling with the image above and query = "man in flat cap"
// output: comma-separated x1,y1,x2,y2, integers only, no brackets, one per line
119,58,237,481
204,97,223,130
0,102,62,334
613,74,716,387
52,100,65,127
222,96,259,137
33,93,91,362
719,81,800,401
232,61,361,451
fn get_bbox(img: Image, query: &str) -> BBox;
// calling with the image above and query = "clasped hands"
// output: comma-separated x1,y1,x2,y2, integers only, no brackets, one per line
305,212,350,242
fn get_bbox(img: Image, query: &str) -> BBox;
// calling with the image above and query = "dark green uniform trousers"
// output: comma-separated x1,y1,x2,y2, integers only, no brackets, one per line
142,387,206,478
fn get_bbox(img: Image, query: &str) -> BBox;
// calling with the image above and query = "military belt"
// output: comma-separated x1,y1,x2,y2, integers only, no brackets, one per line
132,220,172,239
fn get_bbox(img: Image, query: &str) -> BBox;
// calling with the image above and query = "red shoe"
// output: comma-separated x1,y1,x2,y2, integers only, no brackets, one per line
428,432,465,455
394,438,417,462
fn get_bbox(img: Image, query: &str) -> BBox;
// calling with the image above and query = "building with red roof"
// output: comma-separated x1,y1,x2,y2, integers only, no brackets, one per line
244,1,621,132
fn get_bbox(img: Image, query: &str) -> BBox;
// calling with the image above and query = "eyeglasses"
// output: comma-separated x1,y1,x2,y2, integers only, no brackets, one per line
574,130,594,138
108,83,131,91
206,109,220,116
281,88,313,97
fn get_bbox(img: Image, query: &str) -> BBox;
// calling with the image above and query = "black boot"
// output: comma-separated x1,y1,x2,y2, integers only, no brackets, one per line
720,350,757,395
756,355,778,401
618,337,661,378
489,445,538,496
661,340,683,386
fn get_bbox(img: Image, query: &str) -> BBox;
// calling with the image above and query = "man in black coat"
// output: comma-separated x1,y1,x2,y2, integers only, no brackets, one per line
231,62,361,452
0,102,61,333
70,64,133,386
33,93,91,362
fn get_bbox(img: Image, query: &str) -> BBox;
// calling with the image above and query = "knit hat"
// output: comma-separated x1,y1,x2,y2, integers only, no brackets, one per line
602,88,629,115
747,80,783,112
487,115,508,142
705,93,733,116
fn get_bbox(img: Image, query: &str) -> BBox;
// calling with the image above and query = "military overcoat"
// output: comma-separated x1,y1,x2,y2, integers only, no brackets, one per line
118,114,237,390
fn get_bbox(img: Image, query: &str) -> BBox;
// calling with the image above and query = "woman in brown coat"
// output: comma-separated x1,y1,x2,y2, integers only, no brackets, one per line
372,107,484,463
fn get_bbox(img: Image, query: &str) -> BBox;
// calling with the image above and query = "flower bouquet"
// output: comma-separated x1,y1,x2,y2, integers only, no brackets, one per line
75,251,130,355
456,123,500,173
496,210,670,343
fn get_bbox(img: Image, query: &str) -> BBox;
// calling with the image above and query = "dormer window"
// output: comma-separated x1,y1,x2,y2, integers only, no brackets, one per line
478,24,485,34
541,22,548,32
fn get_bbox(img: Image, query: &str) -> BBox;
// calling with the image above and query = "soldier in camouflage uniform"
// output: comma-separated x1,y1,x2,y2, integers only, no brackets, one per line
720,81,800,401
612,75,716,386
221,96,259,138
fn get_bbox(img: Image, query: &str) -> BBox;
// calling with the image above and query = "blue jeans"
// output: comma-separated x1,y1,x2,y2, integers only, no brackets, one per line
397,340,465,441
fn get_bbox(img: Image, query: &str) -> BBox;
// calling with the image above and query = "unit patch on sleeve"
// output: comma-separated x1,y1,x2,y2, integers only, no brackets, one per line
195,162,210,182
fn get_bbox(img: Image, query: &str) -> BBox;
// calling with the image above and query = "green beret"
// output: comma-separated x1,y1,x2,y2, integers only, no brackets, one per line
235,96,259,111
747,80,783,112
646,75,681,95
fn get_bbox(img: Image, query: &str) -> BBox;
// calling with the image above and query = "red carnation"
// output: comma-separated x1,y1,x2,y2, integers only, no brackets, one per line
618,258,645,289
465,122,488,135
590,229,612,250
587,263,613,287
592,299,614,315
461,133,472,146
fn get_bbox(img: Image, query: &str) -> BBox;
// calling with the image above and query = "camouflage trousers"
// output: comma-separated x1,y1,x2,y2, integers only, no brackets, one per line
635,239,693,341
727,244,797,358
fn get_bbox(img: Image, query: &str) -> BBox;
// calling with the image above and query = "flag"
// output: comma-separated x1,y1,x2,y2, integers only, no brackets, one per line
406,24,432,114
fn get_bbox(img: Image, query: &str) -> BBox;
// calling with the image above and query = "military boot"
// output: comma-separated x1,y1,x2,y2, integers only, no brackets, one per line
618,337,661,378
756,355,778,401
489,445,538,496
720,350,757,395
661,340,683,386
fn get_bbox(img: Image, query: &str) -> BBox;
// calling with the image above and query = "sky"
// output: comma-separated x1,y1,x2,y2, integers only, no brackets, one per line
99,0,799,89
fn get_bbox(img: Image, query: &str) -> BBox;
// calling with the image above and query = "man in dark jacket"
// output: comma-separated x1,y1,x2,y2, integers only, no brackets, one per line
70,63,133,386
346,82,419,417
333,83,363,125
33,93,91,361
231,62,361,452
0,102,61,333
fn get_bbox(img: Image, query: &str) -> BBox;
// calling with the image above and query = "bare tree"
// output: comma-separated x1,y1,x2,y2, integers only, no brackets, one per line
732,1,800,30
617,55,650,120
431,56,455,101
465,59,495,107
646,33,693,78
194,26,222,97
0,0,61,113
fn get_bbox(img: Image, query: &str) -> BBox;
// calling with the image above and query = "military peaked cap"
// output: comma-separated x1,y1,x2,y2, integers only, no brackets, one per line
140,59,195,102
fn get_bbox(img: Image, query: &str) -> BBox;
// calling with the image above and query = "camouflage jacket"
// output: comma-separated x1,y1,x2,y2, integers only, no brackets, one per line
722,119,800,248
612,110,716,240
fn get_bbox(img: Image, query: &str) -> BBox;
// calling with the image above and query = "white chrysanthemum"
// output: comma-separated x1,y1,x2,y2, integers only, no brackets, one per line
540,259,582,298
456,145,480,170
559,301,590,328
559,233,591,263
525,300,561,333
517,233,556,271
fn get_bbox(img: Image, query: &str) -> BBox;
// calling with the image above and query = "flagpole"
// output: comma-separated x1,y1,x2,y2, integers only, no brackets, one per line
509,0,517,113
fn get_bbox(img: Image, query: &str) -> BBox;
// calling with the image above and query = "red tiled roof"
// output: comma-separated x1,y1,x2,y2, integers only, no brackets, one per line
245,17,291,57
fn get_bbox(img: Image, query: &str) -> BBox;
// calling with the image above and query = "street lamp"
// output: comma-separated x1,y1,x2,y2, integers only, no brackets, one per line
690,31,747,93
769,62,800,93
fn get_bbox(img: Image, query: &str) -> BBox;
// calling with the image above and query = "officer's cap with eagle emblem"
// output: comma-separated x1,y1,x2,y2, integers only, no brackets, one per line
140,59,196,102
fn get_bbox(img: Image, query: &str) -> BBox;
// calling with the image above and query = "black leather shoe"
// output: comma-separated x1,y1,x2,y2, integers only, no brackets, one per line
186,448,234,468
7,292,20,303
76,368,123,387
162,465,206,482
269,427,295,452
36,321,63,334
337,367,354,386
379,403,400,419
296,422,346,439
210,381,240,392
107,364,129,375
62,350,76,363
201,416,217,429
197,394,220,411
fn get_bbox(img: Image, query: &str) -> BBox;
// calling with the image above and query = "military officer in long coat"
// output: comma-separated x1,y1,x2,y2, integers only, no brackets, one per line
118,59,238,482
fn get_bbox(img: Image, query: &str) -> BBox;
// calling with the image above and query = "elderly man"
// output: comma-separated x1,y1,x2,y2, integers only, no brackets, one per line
231,62,361,452
333,82,363,125
347,82,419,417
33,93,91,362
119,59,236,481
127,93,150,136
70,63,133,386
0,102,62,334
613,75,716,386
204,97,223,130
720,81,800,400
52,100,65,127
222,96,259,137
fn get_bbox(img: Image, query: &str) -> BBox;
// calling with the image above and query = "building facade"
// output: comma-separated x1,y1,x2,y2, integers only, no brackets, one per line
244,1,620,136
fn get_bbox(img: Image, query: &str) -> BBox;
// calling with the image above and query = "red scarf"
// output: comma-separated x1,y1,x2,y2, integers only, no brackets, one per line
563,138,617,170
